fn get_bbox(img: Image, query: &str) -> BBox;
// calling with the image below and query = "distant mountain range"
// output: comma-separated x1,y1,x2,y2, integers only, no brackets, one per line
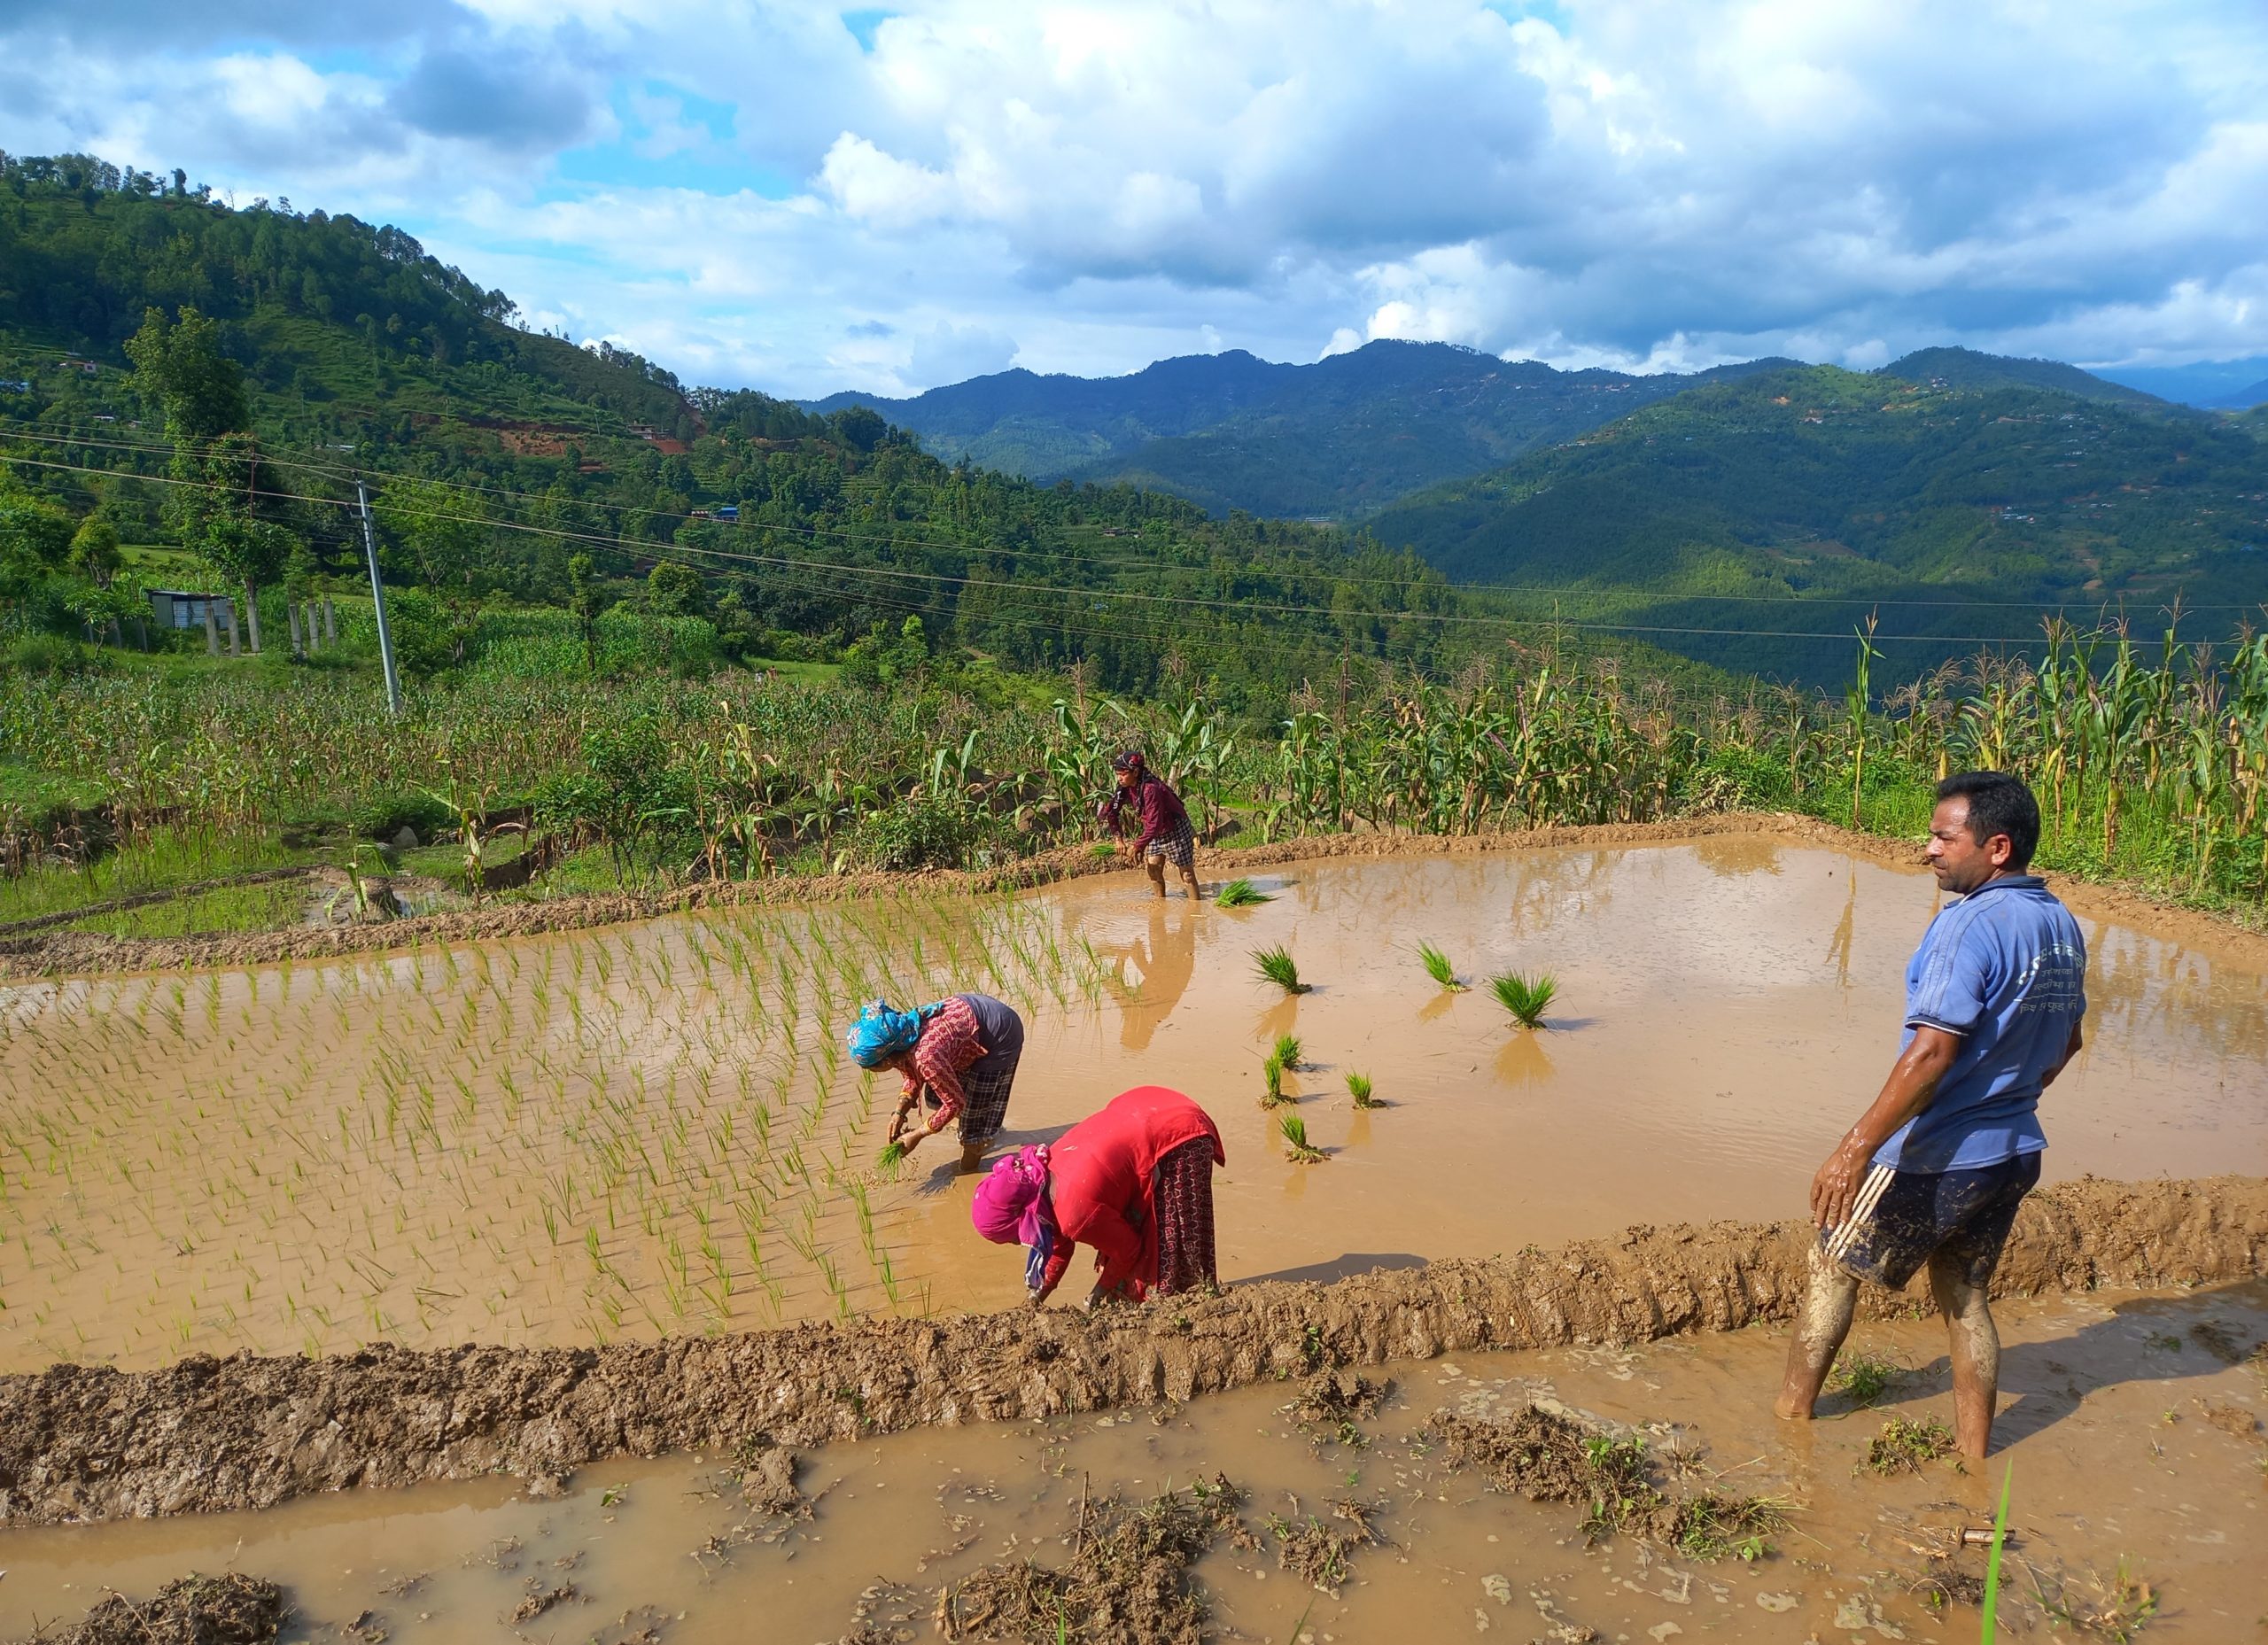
2090,355,2268,409
805,341,2236,522
805,342,1793,517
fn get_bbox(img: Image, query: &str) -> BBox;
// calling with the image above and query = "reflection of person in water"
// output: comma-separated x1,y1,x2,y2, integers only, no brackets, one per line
1100,905,1197,1052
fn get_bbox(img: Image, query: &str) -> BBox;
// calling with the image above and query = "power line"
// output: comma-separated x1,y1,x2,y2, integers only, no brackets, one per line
5,448,2223,654
12,423,2260,618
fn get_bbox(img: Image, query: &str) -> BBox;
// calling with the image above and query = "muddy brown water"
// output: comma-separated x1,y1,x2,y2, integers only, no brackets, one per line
4,1281,2263,1641
1,838,2264,1374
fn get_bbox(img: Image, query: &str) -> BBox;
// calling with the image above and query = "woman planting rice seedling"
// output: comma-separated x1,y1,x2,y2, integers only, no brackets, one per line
1099,749,1202,903
847,992,1026,1174
971,1085,1225,1307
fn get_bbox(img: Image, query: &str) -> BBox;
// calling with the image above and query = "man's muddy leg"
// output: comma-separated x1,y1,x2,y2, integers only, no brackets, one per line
1928,1248,2000,1460
1145,854,1168,899
1179,861,1202,902
1775,1242,1860,1422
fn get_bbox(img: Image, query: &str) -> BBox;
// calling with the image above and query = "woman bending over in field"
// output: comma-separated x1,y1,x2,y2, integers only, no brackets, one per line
971,1085,1224,1307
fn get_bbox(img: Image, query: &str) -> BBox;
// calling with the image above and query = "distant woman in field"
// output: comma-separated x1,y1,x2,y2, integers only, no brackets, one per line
1099,750,1202,902
970,1084,1225,1307
846,993,1025,1174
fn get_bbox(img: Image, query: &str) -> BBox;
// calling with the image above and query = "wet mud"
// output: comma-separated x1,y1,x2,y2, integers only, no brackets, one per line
10,1277,2264,1643
0,1173,2259,1530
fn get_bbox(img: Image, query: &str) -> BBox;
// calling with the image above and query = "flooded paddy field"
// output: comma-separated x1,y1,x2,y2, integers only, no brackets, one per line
1,835,2264,1374
5,1279,2263,1642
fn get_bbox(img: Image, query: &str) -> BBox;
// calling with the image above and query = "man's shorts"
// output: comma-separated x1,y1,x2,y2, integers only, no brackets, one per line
1821,1152,2041,1290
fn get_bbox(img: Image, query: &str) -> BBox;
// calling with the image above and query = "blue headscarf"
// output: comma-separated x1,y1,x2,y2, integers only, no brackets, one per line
847,998,924,1068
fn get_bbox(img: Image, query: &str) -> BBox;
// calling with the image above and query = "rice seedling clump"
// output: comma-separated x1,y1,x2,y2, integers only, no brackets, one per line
1216,878,1273,907
1254,945,1309,994
1418,943,1465,991
1490,971,1557,1029
1345,1072,1377,1108
1279,1113,1325,1162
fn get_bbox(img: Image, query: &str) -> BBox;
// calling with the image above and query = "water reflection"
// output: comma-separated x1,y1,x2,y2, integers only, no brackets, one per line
1097,906,1197,1052
1691,834,1785,878
1826,870,1857,989
1492,1030,1557,1090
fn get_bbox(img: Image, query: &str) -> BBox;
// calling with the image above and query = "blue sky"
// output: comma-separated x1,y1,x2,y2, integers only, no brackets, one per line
3,1,2265,398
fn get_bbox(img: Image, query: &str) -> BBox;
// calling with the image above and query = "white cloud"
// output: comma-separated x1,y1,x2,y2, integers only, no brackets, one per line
3,0,2265,393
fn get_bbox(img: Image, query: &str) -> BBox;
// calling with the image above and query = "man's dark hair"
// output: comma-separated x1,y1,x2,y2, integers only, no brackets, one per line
1936,770,2040,868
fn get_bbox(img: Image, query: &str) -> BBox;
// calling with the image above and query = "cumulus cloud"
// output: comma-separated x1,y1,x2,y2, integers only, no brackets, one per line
2,0,2264,392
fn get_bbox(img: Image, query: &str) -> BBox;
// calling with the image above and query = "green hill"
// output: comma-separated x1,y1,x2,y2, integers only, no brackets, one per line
1370,363,2268,679
809,343,1788,518
1876,345,2169,408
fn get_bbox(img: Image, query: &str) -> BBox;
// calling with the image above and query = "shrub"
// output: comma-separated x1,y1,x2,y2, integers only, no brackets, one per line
352,789,456,844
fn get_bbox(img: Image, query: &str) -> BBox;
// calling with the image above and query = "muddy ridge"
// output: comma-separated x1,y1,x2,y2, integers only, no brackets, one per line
1,1175,2258,1529
8,811,2260,978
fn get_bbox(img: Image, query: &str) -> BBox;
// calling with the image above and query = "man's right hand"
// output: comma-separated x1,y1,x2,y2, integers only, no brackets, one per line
1809,1137,1873,1231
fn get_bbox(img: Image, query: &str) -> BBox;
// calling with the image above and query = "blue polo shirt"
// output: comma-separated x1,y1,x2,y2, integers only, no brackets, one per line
1876,874,2087,1174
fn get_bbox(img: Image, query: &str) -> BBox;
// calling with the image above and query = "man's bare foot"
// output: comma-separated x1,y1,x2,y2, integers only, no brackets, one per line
1773,1390,1814,1422
958,1143,988,1175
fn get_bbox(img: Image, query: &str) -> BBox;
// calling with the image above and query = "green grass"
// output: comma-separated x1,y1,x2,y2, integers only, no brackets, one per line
65,876,312,938
1489,971,1557,1029
1253,944,1308,993
1829,1350,1906,1408
0,825,310,927
1215,877,1272,907
1863,1416,1953,1475
1345,1071,1376,1107
1278,1113,1324,1161
1418,942,1465,990
1271,1032,1302,1069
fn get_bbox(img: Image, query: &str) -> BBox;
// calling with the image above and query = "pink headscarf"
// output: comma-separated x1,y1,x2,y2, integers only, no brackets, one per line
971,1144,1052,1246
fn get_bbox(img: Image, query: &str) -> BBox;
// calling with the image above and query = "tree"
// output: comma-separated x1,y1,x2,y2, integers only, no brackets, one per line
644,558,704,617
124,305,248,442
567,553,602,672
0,482,74,634
128,307,291,651
376,477,491,601
68,516,121,586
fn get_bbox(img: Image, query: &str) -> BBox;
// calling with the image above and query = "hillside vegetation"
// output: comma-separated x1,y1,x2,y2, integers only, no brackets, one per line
1370,363,2268,679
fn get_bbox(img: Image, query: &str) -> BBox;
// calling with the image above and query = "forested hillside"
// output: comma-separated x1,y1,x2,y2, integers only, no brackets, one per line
808,343,1784,517
1371,364,2268,679
4,151,1617,709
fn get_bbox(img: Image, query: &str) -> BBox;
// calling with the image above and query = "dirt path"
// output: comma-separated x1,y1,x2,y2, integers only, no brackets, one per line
2,1174,2258,1529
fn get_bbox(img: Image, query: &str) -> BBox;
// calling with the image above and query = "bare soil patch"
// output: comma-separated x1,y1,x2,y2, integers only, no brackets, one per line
0,1174,2258,1530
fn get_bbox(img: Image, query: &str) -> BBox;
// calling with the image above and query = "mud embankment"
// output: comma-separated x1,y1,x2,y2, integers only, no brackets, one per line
10,810,2260,979
1,1175,2258,1529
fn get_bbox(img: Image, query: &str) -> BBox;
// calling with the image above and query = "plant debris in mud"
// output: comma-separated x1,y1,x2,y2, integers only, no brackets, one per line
20,1572,286,1645
1829,1349,1907,1407
1864,1416,1954,1475
1293,1368,1389,1429
930,1474,1249,1644
1427,1406,1786,1561
2038,1559,2162,1642
1263,1501,1378,1592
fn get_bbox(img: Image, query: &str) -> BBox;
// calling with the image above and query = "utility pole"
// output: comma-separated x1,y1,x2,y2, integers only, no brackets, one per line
355,477,403,717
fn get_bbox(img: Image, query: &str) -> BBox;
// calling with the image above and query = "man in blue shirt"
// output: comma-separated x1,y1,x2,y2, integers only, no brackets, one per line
1775,772,2086,1460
